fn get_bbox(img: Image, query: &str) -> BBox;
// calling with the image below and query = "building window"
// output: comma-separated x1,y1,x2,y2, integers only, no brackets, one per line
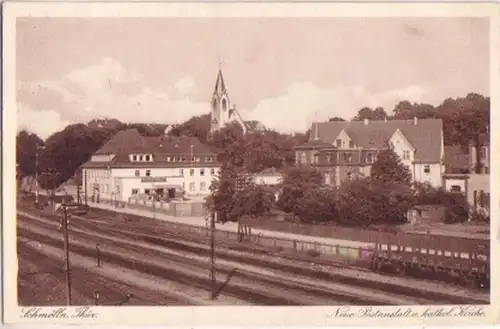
131,188,139,195
366,152,373,163
300,152,307,164
210,168,215,175
484,166,489,174
189,182,196,192
146,169,151,177
144,189,150,195
182,157,186,162
134,170,140,177
132,155,137,161
344,152,352,163
200,168,205,176
451,185,461,193
480,147,487,160
336,139,342,148
403,151,410,160
180,169,184,176
200,182,206,191
139,155,144,161
424,165,430,174
190,169,195,176
176,157,181,162
349,141,354,149
145,155,151,161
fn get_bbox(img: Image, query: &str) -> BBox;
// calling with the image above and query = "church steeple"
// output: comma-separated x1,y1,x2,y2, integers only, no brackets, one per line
213,66,227,97
209,64,247,134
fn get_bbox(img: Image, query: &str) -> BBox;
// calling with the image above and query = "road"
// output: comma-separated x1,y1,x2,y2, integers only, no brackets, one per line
16,203,490,306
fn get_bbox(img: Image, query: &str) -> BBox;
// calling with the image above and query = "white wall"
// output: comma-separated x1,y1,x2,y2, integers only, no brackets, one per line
84,165,220,202
390,129,415,179
254,175,282,186
443,178,466,193
413,163,443,187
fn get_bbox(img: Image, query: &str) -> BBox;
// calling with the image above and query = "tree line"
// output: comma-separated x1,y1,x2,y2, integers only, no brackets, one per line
17,92,488,191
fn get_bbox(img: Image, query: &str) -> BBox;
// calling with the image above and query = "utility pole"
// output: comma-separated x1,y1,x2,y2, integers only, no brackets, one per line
210,211,216,300
84,169,88,207
62,203,72,305
34,145,45,205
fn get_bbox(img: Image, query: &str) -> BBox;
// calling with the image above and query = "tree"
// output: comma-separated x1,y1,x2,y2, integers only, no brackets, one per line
370,147,412,186
277,166,323,218
168,114,211,143
337,178,414,227
208,122,246,167
295,187,336,223
16,130,44,178
40,124,116,187
392,101,436,120
232,185,275,219
329,116,346,122
447,94,490,174
353,107,389,121
205,164,253,223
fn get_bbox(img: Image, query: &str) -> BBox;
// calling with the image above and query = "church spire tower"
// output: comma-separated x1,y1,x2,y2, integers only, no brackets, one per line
210,64,232,133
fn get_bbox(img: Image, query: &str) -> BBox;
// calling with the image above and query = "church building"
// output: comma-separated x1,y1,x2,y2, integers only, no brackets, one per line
210,67,266,134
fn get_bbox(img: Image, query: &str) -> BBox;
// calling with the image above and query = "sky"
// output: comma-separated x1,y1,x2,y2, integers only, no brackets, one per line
16,17,489,139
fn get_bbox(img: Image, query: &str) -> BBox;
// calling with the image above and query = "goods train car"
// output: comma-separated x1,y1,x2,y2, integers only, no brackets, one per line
370,231,489,288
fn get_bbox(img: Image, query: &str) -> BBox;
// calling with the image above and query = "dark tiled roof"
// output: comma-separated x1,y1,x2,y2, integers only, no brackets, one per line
84,129,218,168
295,139,334,150
312,118,443,162
444,145,470,173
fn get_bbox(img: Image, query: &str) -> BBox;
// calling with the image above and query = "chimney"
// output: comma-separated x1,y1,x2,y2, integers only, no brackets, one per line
314,122,319,140
413,116,418,125
364,118,369,125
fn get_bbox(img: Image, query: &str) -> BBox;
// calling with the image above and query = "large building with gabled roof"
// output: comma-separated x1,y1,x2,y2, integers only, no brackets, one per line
81,128,220,203
210,67,266,134
295,117,445,187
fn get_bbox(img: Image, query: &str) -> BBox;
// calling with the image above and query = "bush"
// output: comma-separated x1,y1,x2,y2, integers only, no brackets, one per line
336,178,414,227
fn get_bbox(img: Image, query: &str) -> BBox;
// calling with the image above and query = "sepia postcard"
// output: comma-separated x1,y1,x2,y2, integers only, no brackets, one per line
2,1,499,326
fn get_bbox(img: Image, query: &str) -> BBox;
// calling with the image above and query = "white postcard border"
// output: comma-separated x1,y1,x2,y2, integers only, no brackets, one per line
2,1,499,326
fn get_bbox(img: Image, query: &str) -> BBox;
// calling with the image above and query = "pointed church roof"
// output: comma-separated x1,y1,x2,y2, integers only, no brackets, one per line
213,68,227,96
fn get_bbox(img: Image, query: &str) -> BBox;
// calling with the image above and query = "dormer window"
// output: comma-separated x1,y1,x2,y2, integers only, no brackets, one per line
349,141,354,149
145,155,151,162
132,155,137,161
139,155,144,161
336,139,342,148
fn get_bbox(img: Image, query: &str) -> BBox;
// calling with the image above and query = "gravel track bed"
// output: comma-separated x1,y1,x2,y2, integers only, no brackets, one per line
18,218,329,305
18,208,490,305
17,238,182,306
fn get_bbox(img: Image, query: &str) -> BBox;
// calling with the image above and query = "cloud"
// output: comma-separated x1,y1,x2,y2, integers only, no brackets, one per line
175,76,197,95
17,57,209,138
17,104,72,140
241,82,431,134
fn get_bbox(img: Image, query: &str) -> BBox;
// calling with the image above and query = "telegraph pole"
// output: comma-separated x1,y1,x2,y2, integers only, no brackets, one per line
210,211,216,300
84,169,88,207
34,145,45,205
62,203,72,305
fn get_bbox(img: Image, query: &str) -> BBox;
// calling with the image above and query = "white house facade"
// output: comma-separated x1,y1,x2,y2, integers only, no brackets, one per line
82,129,220,203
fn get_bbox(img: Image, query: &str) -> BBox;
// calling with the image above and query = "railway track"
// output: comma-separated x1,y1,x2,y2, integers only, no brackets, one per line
19,215,406,305
17,209,489,305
